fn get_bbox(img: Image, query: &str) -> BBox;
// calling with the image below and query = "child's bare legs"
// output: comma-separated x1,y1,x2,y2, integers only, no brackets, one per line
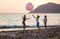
23,24,26,31
37,22,40,32
44,23,47,29
22,22,26,31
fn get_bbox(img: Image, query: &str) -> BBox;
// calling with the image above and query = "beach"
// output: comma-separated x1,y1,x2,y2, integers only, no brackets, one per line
0,25,60,39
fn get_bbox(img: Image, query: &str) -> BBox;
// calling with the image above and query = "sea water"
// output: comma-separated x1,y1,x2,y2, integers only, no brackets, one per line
0,13,60,31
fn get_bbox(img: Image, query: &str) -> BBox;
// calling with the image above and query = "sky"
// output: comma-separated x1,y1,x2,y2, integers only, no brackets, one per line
0,0,60,13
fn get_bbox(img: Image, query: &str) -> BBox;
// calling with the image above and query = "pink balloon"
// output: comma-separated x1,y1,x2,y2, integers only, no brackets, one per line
26,2,33,11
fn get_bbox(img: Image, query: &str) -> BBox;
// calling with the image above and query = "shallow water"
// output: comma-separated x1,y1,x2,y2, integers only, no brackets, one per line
0,13,60,26
0,13,60,31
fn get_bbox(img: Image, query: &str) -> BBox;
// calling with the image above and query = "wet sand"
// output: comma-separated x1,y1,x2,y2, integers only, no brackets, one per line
0,26,60,39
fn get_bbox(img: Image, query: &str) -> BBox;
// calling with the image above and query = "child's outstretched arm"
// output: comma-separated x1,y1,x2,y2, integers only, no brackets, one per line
32,15,36,18
26,18,30,20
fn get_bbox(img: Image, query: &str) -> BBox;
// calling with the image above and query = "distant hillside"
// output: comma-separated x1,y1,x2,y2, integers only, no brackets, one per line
30,2,60,13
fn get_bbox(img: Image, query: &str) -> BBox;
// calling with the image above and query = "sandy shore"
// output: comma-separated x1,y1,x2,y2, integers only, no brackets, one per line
0,26,60,39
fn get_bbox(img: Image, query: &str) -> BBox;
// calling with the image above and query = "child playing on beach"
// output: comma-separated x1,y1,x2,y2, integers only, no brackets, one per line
22,15,30,30
43,15,47,29
32,15,40,32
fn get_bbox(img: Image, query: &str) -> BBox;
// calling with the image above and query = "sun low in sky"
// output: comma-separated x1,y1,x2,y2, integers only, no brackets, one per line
0,0,60,13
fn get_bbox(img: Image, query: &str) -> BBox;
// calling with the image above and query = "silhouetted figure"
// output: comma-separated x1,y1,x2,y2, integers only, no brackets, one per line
32,15,40,32
22,15,30,30
43,15,47,29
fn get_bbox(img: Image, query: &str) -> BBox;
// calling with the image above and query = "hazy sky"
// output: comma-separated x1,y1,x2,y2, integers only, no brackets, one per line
0,0,60,13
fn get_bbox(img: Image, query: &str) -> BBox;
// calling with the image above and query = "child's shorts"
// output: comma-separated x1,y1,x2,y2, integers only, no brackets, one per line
37,22,39,28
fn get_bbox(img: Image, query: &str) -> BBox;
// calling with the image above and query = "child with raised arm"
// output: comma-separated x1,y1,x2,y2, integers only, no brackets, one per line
32,15,40,31
22,15,30,30
43,15,47,29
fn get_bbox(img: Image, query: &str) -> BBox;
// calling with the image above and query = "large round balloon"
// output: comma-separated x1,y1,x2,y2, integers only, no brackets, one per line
26,2,33,11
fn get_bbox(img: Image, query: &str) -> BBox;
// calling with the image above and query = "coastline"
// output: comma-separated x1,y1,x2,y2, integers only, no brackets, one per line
0,25,60,39
0,25,60,31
